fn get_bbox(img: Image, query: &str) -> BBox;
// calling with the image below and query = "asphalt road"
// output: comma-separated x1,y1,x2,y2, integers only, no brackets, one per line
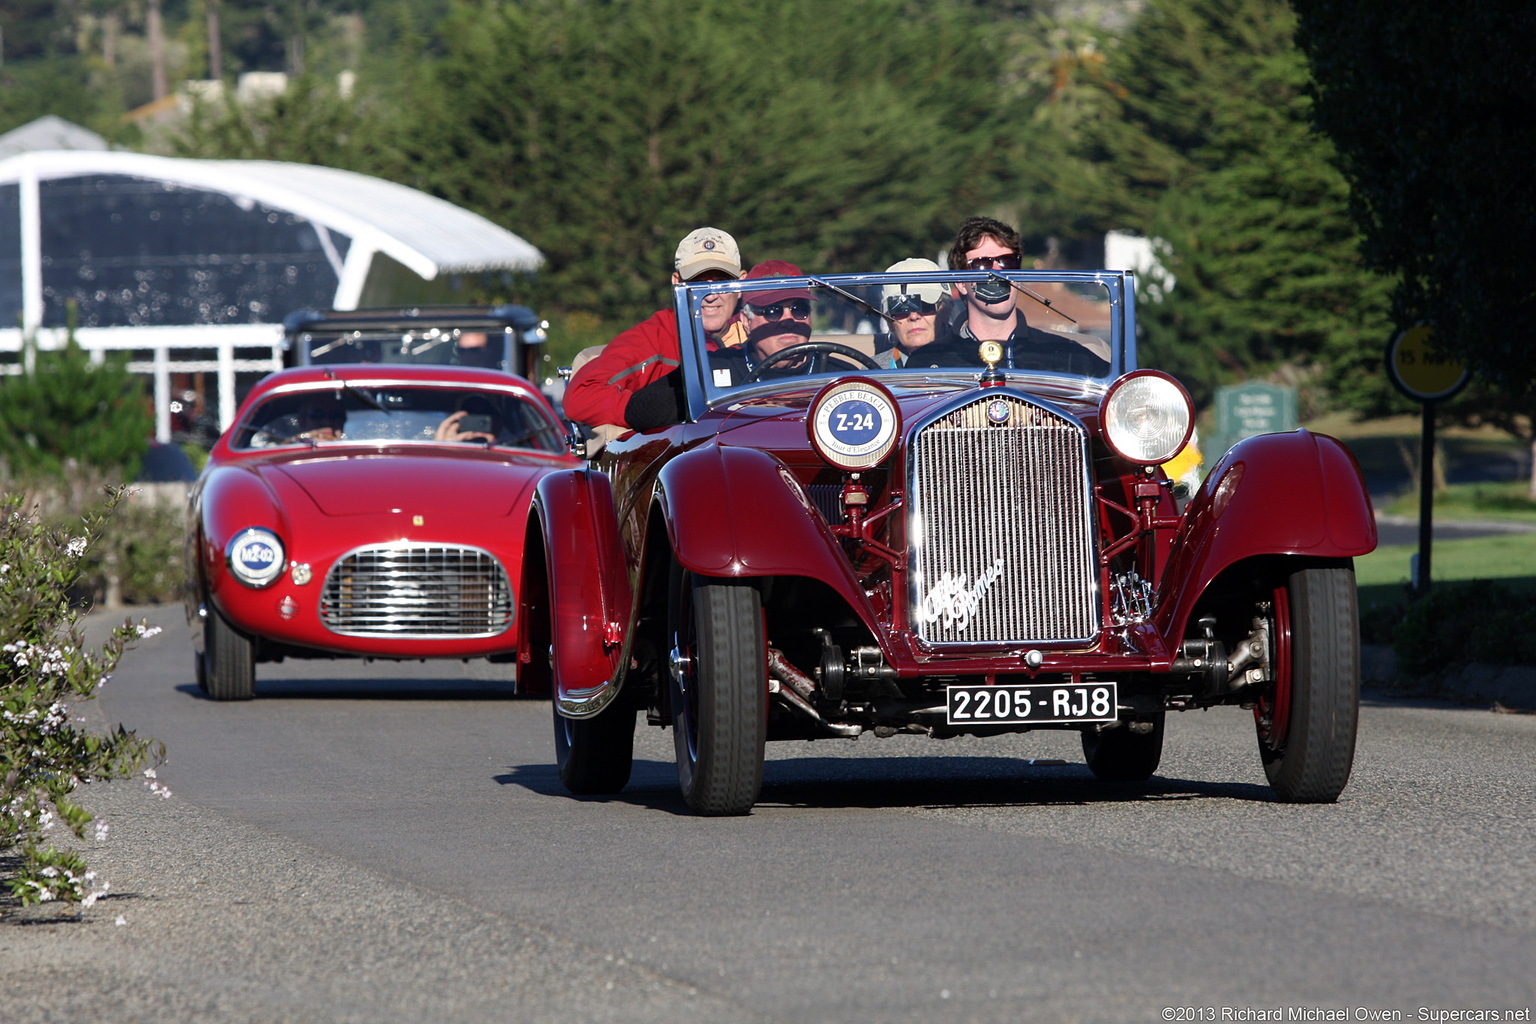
4,606,1534,1023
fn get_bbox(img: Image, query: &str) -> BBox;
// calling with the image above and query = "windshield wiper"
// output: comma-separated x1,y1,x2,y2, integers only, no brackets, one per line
985,273,1078,327
808,276,897,328
322,371,391,414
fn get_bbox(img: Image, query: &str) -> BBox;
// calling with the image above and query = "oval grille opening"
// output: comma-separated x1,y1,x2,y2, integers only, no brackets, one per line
320,544,512,638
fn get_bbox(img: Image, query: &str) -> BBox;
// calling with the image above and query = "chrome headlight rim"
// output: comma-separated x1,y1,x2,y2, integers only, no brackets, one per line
1100,370,1194,466
807,377,902,472
225,527,286,588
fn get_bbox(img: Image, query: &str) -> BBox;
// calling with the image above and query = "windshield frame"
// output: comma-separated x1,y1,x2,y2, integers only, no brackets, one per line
671,269,1136,421
230,378,566,453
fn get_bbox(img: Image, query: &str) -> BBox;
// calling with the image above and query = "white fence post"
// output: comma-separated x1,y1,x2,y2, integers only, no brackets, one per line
219,339,236,432
154,346,171,443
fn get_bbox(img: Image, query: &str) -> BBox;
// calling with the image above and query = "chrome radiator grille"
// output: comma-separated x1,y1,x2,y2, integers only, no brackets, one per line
320,544,512,638
909,395,1098,645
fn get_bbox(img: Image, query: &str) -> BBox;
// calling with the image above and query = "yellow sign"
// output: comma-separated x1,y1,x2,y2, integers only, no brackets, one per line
1387,323,1467,401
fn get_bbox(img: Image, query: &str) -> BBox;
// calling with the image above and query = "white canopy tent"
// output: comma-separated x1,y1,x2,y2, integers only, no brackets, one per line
0,150,543,439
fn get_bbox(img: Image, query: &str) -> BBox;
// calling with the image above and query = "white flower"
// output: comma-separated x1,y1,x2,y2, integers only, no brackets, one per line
66,537,88,558
40,866,59,878
135,624,163,639
95,821,110,841
143,768,156,779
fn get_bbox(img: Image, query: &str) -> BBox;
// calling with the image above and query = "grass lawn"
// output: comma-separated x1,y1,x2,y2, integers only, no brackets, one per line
1355,531,1536,611
1381,479,1536,522
1300,411,1530,507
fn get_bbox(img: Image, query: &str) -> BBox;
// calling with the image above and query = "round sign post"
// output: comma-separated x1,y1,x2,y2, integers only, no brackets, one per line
1386,324,1468,597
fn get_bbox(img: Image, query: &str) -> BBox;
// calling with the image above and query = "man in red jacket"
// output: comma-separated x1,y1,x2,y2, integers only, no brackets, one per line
563,227,743,430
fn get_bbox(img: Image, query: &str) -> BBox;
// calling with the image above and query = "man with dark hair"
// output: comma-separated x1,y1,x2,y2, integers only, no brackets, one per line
946,215,1023,274
920,216,1108,375
563,227,744,431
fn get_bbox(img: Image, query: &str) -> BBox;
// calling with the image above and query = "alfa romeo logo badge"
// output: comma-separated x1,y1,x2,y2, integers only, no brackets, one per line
986,400,1011,425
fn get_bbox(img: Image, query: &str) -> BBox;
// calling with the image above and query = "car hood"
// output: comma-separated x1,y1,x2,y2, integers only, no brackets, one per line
703,378,1105,445
260,451,551,517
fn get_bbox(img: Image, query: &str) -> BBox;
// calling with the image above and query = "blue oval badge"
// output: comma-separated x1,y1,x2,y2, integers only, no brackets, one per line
827,399,884,448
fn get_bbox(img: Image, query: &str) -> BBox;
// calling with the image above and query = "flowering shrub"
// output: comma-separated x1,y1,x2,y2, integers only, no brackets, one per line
5,463,187,607
1,486,165,906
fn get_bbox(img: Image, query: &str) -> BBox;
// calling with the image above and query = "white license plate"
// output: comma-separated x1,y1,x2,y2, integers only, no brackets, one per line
946,682,1119,725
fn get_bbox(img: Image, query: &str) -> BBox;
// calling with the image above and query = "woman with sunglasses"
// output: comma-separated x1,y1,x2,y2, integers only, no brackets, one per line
878,257,946,368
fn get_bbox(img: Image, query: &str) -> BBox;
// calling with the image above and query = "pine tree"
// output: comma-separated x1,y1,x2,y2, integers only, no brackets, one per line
1066,0,1395,410
0,335,152,481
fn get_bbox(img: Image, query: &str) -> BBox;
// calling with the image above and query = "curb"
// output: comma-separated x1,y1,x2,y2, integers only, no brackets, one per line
1362,643,1536,711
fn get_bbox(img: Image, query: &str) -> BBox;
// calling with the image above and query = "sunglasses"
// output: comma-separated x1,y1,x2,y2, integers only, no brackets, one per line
747,299,812,321
885,296,938,319
965,254,1022,271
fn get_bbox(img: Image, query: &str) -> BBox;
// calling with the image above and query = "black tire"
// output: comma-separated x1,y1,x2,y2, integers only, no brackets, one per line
553,697,636,795
1082,714,1165,781
193,625,208,693
1258,562,1360,803
204,602,255,701
669,571,766,816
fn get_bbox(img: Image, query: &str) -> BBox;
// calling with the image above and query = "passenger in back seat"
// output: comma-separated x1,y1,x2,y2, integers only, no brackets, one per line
877,258,946,368
563,227,744,431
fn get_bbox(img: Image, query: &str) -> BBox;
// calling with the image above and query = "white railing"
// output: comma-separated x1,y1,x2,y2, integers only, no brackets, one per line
0,323,285,443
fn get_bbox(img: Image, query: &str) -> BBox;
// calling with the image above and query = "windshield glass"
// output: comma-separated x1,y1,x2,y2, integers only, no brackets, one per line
231,384,564,452
677,270,1127,406
296,327,511,371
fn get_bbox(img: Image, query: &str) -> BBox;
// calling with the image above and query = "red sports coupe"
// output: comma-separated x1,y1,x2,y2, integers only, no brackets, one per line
184,364,577,699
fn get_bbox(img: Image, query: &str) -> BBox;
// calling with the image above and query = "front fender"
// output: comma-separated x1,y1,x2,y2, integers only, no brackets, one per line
197,466,290,614
533,468,632,716
1153,429,1376,642
655,444,872,616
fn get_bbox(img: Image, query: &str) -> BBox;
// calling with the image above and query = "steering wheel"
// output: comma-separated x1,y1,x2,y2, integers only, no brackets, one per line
742,342,881,384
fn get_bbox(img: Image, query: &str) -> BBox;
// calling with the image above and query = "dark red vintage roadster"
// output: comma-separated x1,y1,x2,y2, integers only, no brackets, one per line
521,269,1376,814
184,364,576,699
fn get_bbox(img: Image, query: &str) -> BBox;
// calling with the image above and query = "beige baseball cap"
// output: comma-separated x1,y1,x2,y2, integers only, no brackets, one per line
675,227,743,280
881,257,945,309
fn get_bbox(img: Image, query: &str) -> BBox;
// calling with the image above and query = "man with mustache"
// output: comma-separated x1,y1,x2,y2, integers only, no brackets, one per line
563,226,744,431
706,260,818,386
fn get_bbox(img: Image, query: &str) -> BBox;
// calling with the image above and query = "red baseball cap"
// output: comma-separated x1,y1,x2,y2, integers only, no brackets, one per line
742,260,811,307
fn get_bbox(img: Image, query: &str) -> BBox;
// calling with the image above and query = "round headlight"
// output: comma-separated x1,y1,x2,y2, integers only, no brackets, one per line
226,527,286,588
1101,371,1193,465
808,378,901,472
